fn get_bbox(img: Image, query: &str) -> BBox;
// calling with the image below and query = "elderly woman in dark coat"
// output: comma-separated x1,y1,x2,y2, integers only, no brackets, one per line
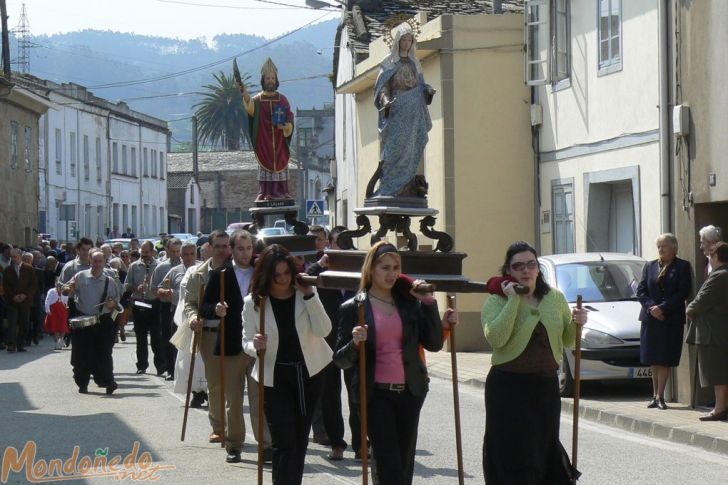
637,233,692,410
686,241,728,421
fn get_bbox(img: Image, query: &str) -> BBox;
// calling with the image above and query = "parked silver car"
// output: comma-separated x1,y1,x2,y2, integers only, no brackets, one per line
538,253,649,396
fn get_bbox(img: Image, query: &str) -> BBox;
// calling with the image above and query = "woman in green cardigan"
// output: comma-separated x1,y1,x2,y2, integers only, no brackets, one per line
481,241,587,484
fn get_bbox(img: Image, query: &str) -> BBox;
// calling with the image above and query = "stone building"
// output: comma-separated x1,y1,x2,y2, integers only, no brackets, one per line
0,79,51,246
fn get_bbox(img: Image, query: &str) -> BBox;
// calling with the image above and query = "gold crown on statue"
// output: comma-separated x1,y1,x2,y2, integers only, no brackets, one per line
383,16,421,48
261,58,278,77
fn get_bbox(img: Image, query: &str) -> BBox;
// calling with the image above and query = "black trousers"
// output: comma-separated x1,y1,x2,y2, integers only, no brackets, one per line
5,304,29,350
344,367,364,454
159,302,176,377
368,387,426,485
132,300,164,373
320,362,346,449
265,362,323,485
70,314,116,389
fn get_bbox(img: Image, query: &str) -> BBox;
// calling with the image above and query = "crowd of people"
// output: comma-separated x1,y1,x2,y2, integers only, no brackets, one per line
2,223,726,484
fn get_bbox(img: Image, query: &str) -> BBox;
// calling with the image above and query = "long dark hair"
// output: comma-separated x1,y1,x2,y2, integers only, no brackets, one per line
249,244,299,309
500,240,550,299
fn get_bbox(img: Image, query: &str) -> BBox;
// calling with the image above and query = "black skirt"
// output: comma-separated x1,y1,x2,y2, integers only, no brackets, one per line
483,368,579,484
640,320,684,367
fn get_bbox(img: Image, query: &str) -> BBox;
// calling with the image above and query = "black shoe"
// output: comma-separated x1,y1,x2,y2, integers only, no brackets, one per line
78,386,88,394
647,397,658,409
16,347,27,352
120,331,126,342
225,450,242,463
156,370,167,377
165,374,174,381
190,391,205,408
657,398,668,410
136,369,146,375
262,448,274,463
33,338,39,345
0,343,5,350
106,382,118,395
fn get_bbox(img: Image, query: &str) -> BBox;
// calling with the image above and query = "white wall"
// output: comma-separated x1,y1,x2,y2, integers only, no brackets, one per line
42,94,108,241
39,92,168,242
334,27,359,228
537,0,660,257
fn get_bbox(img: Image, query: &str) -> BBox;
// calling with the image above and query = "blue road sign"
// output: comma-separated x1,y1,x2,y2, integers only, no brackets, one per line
306,199,325,218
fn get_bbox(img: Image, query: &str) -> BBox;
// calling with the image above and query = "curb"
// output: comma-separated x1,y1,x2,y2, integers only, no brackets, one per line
427,367,728,457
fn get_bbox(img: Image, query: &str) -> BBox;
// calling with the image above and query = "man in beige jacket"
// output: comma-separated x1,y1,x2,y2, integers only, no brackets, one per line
183,230,230,444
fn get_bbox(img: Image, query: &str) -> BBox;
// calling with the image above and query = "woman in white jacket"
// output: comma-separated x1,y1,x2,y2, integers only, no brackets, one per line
243,244,331,485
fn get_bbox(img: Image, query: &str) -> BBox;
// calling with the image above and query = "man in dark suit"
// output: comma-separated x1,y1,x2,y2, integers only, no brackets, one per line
199,230,271,463
306,226,358,460
3,248,38,352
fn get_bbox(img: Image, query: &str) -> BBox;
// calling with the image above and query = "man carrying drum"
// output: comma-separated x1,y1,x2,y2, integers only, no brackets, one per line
63,249,123,395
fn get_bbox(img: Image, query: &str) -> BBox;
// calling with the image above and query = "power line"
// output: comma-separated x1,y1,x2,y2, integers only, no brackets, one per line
156,0,337,10
87,12,335,90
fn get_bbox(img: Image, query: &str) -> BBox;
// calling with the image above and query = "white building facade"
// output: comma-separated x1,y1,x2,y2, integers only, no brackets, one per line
333,21,360,229
528,0,661,259
27,79,170,242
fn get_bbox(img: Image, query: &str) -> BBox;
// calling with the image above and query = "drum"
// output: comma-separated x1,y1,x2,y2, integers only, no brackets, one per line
69,315,99,329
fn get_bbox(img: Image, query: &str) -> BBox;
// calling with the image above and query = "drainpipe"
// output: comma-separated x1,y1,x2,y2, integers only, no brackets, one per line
531,85,541,254
658,0,671,234
139,122,143,236
106,113,112,236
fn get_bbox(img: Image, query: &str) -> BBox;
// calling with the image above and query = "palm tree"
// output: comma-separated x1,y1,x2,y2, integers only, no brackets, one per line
193,70,252,151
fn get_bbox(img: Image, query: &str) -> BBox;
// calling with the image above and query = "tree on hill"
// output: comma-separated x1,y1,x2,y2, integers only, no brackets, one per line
193,70,253,151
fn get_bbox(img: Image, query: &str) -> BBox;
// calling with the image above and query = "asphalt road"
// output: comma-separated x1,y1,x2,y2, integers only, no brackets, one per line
2,337,728,484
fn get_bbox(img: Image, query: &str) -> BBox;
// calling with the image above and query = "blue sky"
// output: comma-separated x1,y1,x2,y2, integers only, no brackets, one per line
6,0,341,40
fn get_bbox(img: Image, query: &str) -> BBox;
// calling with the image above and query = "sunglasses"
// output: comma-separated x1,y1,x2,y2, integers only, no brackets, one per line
510,260,539,272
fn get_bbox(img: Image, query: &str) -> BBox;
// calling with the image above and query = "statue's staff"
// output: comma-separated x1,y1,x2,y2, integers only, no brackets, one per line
571,294,583,484
447,295,464,485
218,270,227,449
257,296,267,485
181,283,204,441
357,302,368,485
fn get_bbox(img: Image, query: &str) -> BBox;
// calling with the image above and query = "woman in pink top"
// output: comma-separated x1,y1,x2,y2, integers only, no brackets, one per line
334,242,457,484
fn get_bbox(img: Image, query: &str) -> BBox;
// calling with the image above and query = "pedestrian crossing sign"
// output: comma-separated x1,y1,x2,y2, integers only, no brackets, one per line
306,200,325,218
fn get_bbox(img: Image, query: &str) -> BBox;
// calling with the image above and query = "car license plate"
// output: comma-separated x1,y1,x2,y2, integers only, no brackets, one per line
628,367,652,378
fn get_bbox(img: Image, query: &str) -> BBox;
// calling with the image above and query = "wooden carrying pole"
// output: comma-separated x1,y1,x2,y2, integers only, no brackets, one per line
572,294,583,483
257,297,267,485
219,270,226,448
447,295,465,485
358,302,368,485
181,283,205,441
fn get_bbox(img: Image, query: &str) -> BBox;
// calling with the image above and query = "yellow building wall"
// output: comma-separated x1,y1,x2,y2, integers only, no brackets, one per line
451,14,534,349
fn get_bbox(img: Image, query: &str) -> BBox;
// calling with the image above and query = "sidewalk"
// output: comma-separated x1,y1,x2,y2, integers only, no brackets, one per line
425,350,728,456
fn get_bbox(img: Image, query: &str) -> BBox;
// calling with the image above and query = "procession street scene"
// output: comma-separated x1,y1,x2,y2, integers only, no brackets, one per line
2,1,728,484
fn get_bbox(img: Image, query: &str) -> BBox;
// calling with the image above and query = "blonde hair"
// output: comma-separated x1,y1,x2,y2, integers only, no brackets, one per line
359,241,402,292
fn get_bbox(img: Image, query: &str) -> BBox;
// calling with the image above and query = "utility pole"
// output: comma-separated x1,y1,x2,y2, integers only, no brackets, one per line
14,3,30,73
1,0,11,79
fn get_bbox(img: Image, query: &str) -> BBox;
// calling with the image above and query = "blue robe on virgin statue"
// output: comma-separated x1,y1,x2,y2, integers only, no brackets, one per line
373,26,433,198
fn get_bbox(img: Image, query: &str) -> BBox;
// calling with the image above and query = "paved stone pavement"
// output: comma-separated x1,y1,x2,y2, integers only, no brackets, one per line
425,349,728,457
